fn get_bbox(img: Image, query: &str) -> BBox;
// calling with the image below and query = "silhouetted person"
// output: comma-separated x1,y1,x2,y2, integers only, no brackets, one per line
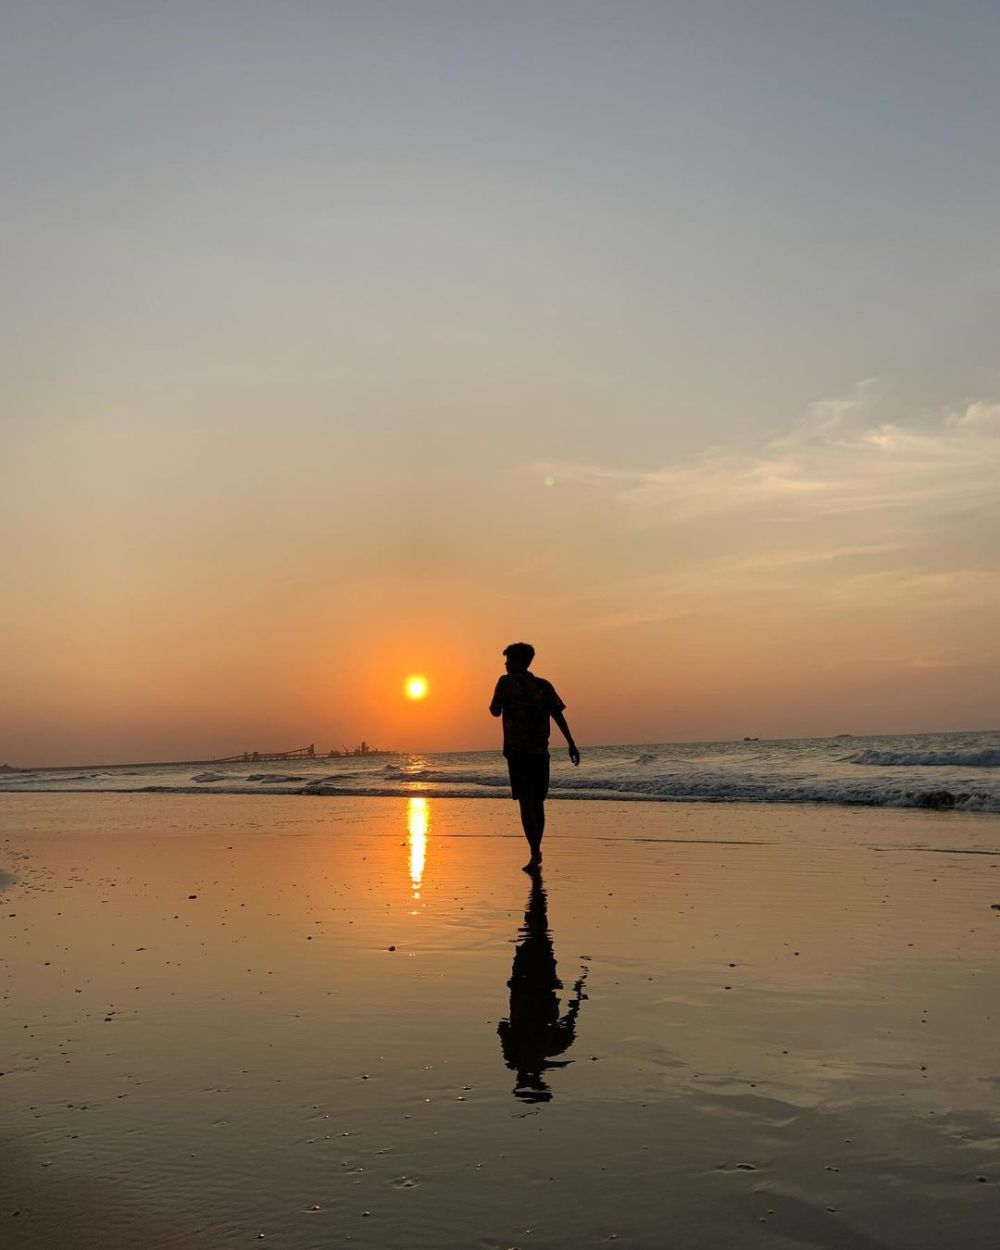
489,641,579,871
497,872,588,1102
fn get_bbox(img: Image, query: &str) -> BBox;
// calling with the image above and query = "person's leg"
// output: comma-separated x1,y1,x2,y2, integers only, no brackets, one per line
531,756,549,863
531,799,546,859
517,797,540,866
515,800,540,850
510,757,535,861
512,756,549,870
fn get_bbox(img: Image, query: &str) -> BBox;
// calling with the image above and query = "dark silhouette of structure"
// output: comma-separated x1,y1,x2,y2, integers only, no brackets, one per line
13,740,398,773
489,641,580,870
326,741,397,758
497,872,588,1103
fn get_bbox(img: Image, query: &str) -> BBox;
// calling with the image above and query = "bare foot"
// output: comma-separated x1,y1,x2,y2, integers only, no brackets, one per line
521,857,542,874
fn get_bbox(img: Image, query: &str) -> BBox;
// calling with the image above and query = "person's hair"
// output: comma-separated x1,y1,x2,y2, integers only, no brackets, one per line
503,641,535,669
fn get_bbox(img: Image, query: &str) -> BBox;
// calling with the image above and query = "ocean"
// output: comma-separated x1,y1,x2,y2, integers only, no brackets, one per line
3,729,999,812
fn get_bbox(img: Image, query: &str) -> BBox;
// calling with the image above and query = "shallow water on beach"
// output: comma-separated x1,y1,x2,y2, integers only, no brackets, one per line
2,794,999,1248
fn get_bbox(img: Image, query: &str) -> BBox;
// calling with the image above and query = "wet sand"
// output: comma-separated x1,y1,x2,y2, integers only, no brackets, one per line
2,793,999,1249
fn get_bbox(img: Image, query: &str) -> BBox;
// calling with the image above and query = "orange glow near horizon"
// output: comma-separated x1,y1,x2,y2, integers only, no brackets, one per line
405,674,429,701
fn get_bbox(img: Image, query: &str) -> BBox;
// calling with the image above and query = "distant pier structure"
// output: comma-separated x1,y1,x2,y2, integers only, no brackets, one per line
216,741,395,763
217,744,318,764
10,740,397,774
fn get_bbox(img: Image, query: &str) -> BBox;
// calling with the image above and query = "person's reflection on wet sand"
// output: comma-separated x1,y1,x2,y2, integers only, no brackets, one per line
497,871,588,1103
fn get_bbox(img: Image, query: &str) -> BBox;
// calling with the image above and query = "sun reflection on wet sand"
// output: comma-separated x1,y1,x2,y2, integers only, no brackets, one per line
407,796,429,903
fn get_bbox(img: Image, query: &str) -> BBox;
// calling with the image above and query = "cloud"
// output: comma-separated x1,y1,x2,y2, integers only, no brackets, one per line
533,383,1000,635
946,401,1000,432
536,384,1000,526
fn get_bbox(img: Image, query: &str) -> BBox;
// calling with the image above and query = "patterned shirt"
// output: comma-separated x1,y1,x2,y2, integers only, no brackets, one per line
490,673,566,757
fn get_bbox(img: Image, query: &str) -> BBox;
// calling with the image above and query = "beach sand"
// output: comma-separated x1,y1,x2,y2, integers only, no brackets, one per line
2,793,999,1249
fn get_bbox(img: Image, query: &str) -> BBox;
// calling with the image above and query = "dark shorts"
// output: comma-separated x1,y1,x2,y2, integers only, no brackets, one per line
506,752,550,801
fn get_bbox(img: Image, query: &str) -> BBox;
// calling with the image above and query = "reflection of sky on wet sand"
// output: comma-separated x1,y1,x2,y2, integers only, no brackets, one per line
2,793,1000,1250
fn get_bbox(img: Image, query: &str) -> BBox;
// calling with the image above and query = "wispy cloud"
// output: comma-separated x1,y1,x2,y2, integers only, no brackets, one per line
533,383,1000,637
536,382,1000,526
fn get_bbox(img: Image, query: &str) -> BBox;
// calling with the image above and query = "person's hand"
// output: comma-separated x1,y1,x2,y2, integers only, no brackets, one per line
569,744,581,767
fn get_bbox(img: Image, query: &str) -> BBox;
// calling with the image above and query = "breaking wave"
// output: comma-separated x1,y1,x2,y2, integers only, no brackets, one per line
247,773,310,783
848,749,1000,768
4,776,998,812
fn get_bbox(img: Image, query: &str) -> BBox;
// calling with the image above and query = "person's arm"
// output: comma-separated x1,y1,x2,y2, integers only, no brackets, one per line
489,677,505,718
552,708,580,766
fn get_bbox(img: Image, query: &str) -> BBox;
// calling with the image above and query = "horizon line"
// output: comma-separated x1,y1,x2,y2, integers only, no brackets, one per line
4,725,997,774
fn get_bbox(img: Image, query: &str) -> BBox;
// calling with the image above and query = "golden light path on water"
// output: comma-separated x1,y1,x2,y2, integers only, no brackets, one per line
407,796,429,902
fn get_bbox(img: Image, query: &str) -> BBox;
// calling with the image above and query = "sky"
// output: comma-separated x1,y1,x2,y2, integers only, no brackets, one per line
2,1,999,763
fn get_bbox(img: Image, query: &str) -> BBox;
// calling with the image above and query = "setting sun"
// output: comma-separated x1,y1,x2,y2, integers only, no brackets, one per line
405,674,429,701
